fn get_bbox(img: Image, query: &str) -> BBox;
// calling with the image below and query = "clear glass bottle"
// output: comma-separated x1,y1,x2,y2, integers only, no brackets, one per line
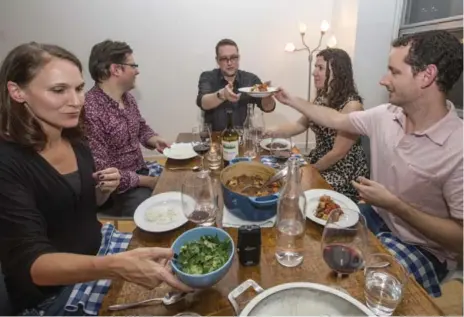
275,156,307,267
243,104,257,158
250,104,265,154
250,104,265,132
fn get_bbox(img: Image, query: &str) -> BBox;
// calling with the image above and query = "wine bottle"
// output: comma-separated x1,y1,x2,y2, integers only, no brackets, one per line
221,109,239,167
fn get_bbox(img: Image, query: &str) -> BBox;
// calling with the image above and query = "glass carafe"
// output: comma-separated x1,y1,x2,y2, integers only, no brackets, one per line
243,104,257,158
275,157,306,267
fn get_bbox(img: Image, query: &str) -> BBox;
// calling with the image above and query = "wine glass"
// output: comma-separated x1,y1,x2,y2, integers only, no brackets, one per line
181,171,217,227
321,207,368,292
243,128,258,159
192,126,211,171
234,125,244,145
269,136,293,164
201,122,212,141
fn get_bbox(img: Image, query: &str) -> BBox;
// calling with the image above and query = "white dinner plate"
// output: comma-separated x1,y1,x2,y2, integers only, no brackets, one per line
238,86,279,98
304,189,360,227
134,192,193,232
260,138,293,151
163,142,197,160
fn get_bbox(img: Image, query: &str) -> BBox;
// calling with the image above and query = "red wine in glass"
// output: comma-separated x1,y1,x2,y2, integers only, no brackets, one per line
193,143,211,156
322,244,364,274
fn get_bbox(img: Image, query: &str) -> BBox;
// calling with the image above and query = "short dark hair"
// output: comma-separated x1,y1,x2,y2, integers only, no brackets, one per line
215,39,239,57
0,42,83,151
392,30,463,93
88,40,133,83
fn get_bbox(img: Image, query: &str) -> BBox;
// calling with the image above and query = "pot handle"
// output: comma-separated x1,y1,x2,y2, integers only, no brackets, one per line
248,195,279,207
228,279,264,316
230,157,252,165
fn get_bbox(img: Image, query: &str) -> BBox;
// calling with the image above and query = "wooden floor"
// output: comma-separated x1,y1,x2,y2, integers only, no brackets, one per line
103,156,463,316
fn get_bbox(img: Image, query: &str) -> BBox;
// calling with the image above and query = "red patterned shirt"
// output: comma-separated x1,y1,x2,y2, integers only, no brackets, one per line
83,85,157,193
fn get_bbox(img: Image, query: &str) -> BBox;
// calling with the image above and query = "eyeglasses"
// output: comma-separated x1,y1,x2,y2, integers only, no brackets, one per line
217,55,239,64
119,63,139,69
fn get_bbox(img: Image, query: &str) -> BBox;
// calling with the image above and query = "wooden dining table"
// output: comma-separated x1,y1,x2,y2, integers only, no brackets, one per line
99,133,444,316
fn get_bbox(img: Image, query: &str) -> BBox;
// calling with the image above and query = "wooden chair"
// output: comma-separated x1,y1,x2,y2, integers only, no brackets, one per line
97,212,133,230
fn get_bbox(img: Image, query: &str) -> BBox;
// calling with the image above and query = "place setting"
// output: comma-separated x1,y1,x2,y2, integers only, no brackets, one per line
164,124,212,171
304,188,361,228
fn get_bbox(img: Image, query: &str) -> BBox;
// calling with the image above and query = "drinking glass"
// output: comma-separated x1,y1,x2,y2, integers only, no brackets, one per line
321,208,368,292
192,126,211,171
181,171,217,226
206,142,222,171
270,137,293,163
364,253,408,316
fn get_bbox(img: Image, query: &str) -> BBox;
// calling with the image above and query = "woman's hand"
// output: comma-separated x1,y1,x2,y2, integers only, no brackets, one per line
93,167,121,194
111,247,193,291
274,88,296,107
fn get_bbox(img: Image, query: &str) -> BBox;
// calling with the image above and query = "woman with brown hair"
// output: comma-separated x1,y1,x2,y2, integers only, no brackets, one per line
267,48,369,201
0,43,190,315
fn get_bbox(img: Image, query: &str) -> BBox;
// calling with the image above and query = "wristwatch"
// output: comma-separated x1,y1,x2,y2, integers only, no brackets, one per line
217,89,225,101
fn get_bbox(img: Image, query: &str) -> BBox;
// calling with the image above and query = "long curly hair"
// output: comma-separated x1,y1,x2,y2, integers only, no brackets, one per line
315,48,362,108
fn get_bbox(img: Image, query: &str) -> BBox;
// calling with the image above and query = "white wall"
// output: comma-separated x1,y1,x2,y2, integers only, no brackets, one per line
352,0,402,109
0,0,403,151
330,0,402,110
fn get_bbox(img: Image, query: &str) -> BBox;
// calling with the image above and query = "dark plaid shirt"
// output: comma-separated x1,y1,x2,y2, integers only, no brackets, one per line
196,68,274,131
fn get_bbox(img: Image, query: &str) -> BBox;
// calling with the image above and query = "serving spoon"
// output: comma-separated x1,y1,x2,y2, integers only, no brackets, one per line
241,166,288,192
108,291,187,311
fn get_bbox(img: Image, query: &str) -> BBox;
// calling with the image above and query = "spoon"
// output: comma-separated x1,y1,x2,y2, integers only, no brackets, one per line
242,166,288,192
169,166,201,172
108,291,187,311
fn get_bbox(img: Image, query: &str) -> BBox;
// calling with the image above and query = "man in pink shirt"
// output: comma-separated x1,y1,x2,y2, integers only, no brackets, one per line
275,30,462,296
84,40,169,217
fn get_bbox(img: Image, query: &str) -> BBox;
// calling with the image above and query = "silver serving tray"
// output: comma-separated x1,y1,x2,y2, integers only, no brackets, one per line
228,279,374,316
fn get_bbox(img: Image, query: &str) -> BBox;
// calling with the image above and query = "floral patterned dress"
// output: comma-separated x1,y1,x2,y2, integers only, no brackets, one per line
307,96,370,201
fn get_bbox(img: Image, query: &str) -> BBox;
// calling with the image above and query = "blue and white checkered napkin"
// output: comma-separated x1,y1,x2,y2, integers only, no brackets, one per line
64,223,132,315
260,154,308,169
377,232,441,297
146,161,164,177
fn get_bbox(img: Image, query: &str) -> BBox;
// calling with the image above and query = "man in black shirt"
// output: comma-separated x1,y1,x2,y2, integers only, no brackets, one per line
196,39,276,131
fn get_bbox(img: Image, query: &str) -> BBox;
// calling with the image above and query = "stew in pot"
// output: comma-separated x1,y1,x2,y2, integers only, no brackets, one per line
226,175,280,197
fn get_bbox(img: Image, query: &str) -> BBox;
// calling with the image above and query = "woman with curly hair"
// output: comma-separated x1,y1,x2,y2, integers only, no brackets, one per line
267,48,369,201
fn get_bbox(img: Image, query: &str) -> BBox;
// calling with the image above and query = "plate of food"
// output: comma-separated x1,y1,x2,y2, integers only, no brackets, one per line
239,83,279,98
304,189,360,227
163,142,198,160
134,192,192,232
260,138,293,151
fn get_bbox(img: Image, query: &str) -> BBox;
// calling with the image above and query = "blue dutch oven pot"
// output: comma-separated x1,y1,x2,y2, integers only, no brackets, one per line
220,159,280,221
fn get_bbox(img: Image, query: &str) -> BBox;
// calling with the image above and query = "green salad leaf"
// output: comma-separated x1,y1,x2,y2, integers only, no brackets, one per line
177,235,232,275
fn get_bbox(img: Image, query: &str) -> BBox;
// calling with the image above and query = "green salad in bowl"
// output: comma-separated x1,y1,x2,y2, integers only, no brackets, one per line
177,235,231,274
171,227,235,288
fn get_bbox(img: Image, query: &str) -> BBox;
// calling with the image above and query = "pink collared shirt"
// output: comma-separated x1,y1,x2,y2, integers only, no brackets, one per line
349,102,463,267
84,86,157,193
